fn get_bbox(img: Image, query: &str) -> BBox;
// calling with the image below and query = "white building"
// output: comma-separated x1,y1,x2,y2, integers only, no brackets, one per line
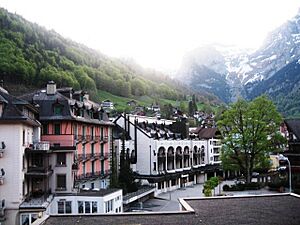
114,114,222,195
0,86,45,225
48,189,123,215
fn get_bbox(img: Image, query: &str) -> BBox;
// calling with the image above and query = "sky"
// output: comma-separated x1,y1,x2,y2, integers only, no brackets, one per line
1,0,300,72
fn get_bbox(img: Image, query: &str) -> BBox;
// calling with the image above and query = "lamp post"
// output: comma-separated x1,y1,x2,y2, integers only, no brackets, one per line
278,154,292,193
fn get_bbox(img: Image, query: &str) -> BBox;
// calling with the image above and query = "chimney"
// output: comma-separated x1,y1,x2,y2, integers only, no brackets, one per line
46,81,56,95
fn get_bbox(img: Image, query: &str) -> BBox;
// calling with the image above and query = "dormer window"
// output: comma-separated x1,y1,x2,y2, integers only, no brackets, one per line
54,105,63,116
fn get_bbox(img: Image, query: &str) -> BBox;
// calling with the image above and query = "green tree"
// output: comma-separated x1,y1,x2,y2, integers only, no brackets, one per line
203,177,219,197
218,96,285,184
118,135,137,194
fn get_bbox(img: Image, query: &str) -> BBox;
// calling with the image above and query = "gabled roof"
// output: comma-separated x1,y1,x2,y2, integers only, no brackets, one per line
192,127,220,139
0,88,40,126
285,119,300,140
20,89,114,126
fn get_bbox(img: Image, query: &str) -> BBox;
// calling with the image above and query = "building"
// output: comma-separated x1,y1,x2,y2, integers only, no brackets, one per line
282,119,300,191
21,82,115,190
114,114,222,195
48,189,123,215
0,85,49,225
101,100,114,110
36,193,300,225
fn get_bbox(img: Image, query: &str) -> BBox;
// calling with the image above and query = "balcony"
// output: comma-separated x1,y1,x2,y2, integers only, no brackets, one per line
74,134,83,143
42,135,75,151
76,170,111,180
78,153,89,162
20,191,53,209
99,152,109,160
26,165,53,176
100,136,108,144
25,141,50,153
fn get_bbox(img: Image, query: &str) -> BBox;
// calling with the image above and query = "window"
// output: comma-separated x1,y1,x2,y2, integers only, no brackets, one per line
105,199,114,213
91,182,94,189
153,162,156,171
91,161,95,174
54,105,63,115
42,124,48,135
82,126,86,137
78,201,84,213
58,201,64,214
91,127,94,139
101,160,104,174
20,213,38,225
91,143,95,155
54,123,61,135
22,129,25,146
83,162,86,175
92,201,97,213
85,201,91,213
57,153,66,166
56,174,66,190
65,201,72,214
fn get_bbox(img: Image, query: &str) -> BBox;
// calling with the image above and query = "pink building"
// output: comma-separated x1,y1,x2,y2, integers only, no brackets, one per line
22,82,114,190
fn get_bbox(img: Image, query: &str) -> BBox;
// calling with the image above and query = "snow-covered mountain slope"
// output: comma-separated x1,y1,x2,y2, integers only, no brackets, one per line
177,10,300,116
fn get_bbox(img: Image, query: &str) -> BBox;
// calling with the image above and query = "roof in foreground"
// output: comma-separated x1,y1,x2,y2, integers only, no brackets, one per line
42,194,300,225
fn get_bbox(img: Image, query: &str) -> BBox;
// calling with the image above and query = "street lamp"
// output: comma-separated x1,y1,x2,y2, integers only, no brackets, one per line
278,154,292,193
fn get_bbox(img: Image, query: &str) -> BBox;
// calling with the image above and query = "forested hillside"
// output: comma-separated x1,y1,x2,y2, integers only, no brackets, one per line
0,8,219,106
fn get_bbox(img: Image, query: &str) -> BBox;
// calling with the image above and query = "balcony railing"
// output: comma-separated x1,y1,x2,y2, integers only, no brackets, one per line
29,141,50,151
76,170,111,180
78,152,109,162
26,165,53,176
100,136,108,143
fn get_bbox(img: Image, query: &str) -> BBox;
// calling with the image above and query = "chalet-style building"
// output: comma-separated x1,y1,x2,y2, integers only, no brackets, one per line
282,119,300,190
114,114,222,195
21,82,115,190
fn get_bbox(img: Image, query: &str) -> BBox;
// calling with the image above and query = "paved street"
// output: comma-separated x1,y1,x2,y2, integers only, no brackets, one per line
140,180,280,212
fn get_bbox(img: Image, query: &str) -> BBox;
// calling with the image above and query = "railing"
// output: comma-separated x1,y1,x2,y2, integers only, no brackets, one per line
78,152,110,162
74,134,83,142
33,141,50,151
76,170,111,180
100,136,108,143
27,165,52,174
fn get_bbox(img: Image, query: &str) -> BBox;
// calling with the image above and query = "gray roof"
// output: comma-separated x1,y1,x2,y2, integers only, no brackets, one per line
0,88,40,126
285,119,300,140
42,194,300,225
20,89,114,126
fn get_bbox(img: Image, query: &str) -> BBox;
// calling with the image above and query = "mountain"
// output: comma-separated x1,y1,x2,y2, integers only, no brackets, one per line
0,8,220,110
177,10,300,117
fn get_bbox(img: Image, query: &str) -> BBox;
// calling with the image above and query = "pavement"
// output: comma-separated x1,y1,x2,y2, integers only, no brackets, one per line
139,180,281,212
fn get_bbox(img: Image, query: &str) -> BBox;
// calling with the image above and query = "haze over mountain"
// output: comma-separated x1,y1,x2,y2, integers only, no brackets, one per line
0,7,220,110
177,9,300,117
